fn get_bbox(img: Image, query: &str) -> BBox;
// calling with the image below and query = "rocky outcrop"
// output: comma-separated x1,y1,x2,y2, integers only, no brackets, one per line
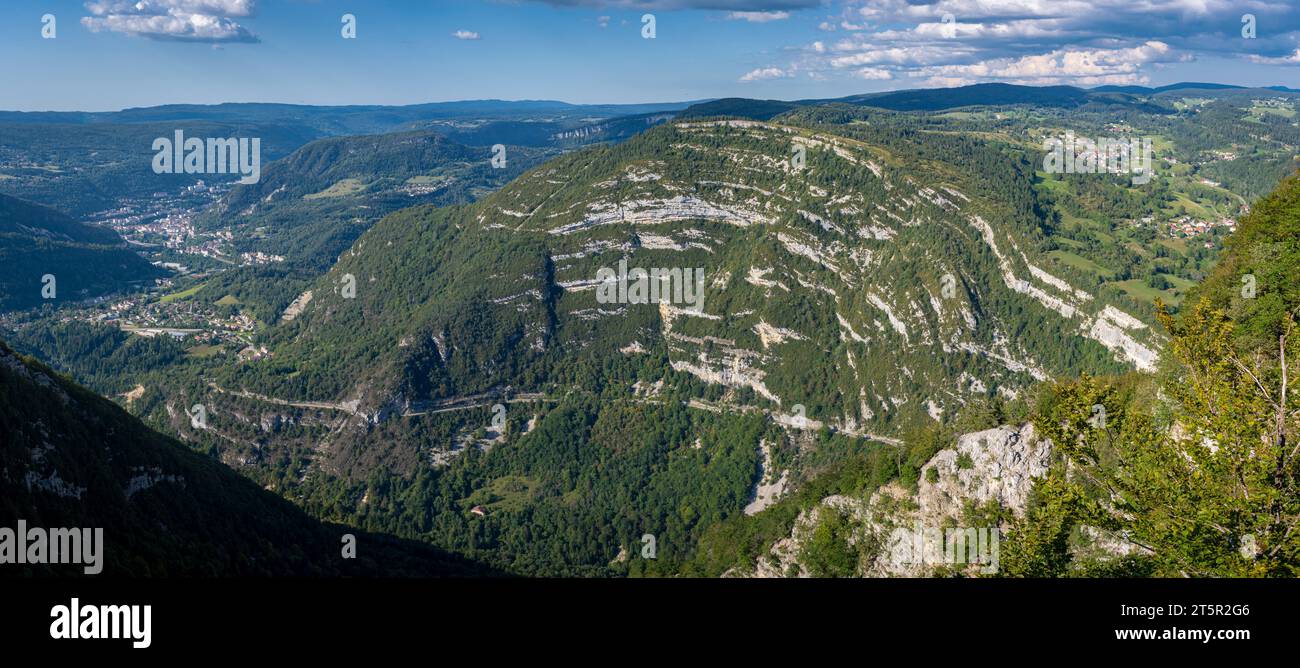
736,423,1052,578
914,424,1051,522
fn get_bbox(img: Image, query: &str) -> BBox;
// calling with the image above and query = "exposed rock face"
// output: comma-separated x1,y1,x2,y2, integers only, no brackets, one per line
862,424,1052,577
736,423,1052,578
742,493,868,578
280,289,313,322
915,424,1051,523
743,439,789,516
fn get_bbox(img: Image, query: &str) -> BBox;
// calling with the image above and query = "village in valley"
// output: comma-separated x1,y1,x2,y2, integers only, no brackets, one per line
0,181,277,361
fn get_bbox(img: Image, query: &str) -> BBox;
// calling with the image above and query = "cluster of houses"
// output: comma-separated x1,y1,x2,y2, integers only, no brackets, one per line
1167,215,1237,246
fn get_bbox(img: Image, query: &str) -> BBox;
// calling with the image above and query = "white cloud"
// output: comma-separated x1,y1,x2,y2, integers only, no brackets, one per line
1249,48,1300,65
741,0,1298,88
81,0,258,42
530,1,819,8
86,0,254,16
855,67,893,80
453,30,482,41
829,45,967,68
912,41,1180,86
739,66,790,81
774,0,1272,89
726,11,790,22
916,75,978,88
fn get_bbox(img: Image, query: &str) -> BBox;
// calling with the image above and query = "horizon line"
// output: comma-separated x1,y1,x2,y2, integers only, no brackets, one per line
4,81,1297,116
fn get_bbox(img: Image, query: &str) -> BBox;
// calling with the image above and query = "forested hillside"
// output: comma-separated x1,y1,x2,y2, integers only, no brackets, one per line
1001,171,1300,576
0,341,499,577
0,194,162,311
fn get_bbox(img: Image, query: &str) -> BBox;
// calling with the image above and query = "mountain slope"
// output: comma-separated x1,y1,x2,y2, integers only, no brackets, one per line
712,169,1300,579
1189,169,1300,348
196,129,558,272
67,110,1214,576
0,341,498,577
0,194,162,311
148,115,1164,525
510,118,1156,392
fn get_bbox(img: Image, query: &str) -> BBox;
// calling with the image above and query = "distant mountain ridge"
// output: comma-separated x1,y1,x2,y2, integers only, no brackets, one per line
0,99,696,137
677,82,1299,119
8,83,1296,120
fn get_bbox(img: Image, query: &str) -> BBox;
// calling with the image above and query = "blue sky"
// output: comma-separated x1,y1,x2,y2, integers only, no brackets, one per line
2,1,1298,111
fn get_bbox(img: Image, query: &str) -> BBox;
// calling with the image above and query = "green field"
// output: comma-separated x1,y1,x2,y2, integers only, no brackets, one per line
158,284,203,303
1048,249,1115,278
1114,277,1185,306
464,475,540,513
185,344,223,358
304,178,367,200
1249,103,1296,119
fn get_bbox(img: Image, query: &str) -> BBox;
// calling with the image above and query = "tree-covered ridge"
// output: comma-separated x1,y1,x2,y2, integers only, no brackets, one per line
0,193,163,311
183,115,1157,453
478,117,1151,408
784,93,1299,315
1002,170,1300,577
1190,171,1300,349
0,341,500,577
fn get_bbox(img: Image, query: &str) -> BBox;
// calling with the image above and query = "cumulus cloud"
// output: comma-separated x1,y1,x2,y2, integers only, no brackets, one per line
86,0,253,15
739,66,790,81
745,0,1300,89
854,67,892,80
453,30,482,40
528,1,819,8
842,0,1300,60
726,11,790,22
1249,48,1300,65
911,41,1184,87
81,0,259,43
